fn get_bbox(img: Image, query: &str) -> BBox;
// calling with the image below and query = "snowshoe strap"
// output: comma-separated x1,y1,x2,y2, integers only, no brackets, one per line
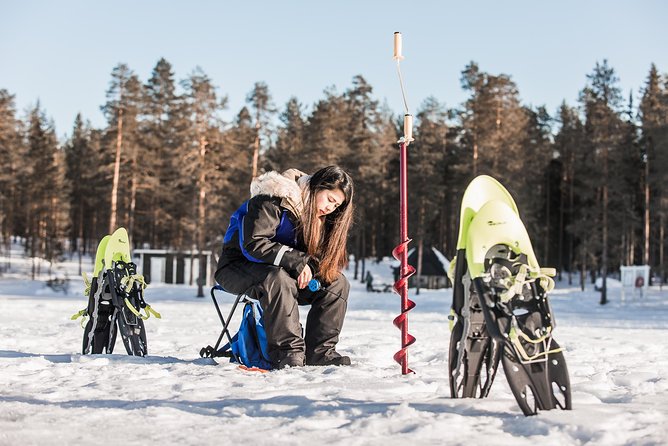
508,320,563,363
120,273,147,291
82,272,92,297
124,298,161,320
124,298,144,319
500,264,556,302
536,267,557,293
144,304,162,319
70,308,88,328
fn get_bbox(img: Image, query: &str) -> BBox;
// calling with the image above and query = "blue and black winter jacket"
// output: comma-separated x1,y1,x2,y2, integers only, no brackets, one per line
216,171,312,280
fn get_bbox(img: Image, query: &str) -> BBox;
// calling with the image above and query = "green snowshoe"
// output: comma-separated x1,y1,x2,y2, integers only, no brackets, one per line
75,227,160,356
448,175,571,416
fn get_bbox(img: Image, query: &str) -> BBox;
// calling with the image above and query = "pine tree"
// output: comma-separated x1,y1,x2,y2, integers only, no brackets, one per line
342,76,384,266
0,90,22,255
219,107,256,213
64,114,106,271
303,88,349,171
410,97,448,291
246,82,276,180
64,115,88,255
523,105,555,263
580,60,625,304
373,107,403,261
100,64,143,235
639,65,668,280
23,104,69,278
554,102,585,284
265,97,306,171
181,67,227,293
459,62,551,243
85,129,107,253
460,63,531,182
139,58,185,248
617,93,643,269
460,62,485,177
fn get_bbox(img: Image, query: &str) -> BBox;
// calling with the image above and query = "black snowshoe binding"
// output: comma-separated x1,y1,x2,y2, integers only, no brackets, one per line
448,175,571,416
73,227,160,357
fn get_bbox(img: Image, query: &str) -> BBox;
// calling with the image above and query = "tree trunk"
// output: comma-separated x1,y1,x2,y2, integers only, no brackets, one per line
544,171,551,266
660,212,665,290
621,232,626,267
150,200,157,248
189,252,194,286
128,142,138,238
361,257,365,284
580,238,586,292
557,169,565,281
568,152,575,286
472,129,478,177
196,134,207,298
600,149,609,305
353,255,358,281
251,122,260,180
360,220,366,283
78,199,84,276
416,237,423,295
109,108,124,233
644,152,650,265
629,225,635,265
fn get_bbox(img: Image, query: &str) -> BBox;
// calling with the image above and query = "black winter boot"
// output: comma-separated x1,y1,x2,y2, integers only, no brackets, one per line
277,355,305,369
306,355,351,366
304,274,350,365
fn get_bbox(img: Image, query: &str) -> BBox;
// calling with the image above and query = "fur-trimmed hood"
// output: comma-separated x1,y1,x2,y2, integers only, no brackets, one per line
250,169,310,216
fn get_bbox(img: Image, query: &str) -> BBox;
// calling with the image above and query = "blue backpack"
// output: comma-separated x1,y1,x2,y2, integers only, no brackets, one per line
221,299,273,370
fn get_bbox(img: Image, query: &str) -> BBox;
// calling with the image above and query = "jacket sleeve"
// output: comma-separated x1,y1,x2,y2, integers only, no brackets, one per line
241,196,310,278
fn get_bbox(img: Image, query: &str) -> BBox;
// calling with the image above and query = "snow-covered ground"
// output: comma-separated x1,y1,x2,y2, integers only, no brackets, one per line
1,248,668,445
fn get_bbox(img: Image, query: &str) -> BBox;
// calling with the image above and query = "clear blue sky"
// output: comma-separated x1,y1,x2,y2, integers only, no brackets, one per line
1,1,666,139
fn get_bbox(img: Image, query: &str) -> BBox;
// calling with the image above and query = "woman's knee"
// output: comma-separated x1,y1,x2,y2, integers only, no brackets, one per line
264,266,294,284
261,266,298,295
216,263,294,296
215,265,250,295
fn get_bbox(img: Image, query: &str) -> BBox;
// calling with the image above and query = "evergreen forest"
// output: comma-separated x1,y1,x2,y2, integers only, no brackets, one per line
1,58,667,294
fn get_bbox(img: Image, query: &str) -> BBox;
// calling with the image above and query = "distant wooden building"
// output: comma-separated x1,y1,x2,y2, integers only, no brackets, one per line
133,249,213,285
407,246,451,289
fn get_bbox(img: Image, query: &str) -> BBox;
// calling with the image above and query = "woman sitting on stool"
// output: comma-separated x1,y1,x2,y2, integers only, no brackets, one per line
215,166,354,369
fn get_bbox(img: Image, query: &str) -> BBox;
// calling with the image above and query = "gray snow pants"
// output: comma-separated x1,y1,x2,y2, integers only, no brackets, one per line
215,261,349,367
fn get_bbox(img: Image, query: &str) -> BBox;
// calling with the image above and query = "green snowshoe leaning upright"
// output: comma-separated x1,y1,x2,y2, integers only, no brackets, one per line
448,175,571,416
73,227,160,356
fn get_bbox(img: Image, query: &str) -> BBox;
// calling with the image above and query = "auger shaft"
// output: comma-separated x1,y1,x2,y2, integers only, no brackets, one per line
391,32,416,374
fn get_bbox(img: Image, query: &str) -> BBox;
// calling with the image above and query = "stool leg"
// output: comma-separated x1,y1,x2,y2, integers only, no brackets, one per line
210,289,244,362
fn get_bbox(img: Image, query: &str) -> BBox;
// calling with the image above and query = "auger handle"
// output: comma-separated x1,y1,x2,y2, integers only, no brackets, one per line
393,32,404,61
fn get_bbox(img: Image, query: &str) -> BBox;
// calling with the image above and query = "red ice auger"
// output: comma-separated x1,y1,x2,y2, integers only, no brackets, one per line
391,32,416,375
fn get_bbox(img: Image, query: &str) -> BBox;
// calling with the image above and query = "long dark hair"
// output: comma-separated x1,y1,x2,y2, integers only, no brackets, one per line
300,166,354,283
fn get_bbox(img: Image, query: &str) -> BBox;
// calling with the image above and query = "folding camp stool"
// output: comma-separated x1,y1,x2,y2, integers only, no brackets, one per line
199,284,255,361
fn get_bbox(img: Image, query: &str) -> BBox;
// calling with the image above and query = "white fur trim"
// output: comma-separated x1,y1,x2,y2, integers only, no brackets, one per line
250,171,302,202
297,174,311,189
